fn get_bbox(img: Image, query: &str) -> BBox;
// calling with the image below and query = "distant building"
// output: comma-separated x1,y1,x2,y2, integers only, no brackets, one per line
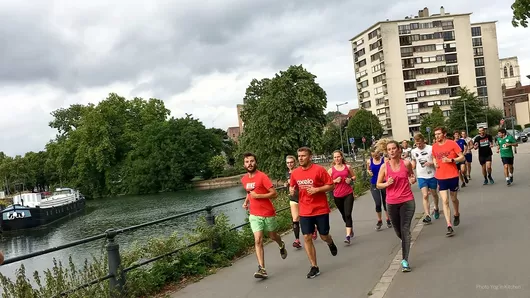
236,104,244,133
500,56,521,90
503,83,530,126
347,108,359,118
227,126,241,143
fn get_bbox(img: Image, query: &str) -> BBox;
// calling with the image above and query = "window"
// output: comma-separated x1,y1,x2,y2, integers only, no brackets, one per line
368,29,380,39
373,74,386,84
414,44,438,52
448,76,460,86
399,36,412,46
376,108,386,115
360,91,370,99
443,110,450,117
442,21,454,30
370,39,383,51
510,65,514,77
401,47,414,57
444,43,457,53
433,21,442,27
360,80,369,88
357,59,367,67
417,78,448,86
474,58,485,67
403,70,415,80
476,77,487,87
446,65,459,75
355,48,366,59
402,58,414,69
477,87,488,97
372,63,384,73
443,31,455,41
407,104,419,114
356,70,368,78
504,66,508,78
374,86,384,94
445,53,457,64
398,24,411,35
471,27,481,37
371,52,384,62
361,101,372,108
475,67,486,77
376,97,386,105
472,38,482,47
404,82,416,91
473,47,483,56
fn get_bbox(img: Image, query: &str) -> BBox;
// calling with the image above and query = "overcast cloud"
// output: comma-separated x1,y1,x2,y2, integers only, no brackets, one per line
0,0,528,156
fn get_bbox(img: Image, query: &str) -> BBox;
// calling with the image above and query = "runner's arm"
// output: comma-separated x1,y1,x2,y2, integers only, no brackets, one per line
366,159,373,176
509,136,518,147
376,164,388,189
405,160,416,184
347,165,356,181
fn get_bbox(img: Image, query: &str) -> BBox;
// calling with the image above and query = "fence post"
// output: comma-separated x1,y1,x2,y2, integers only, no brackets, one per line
205,206,219,250
106,228,124,296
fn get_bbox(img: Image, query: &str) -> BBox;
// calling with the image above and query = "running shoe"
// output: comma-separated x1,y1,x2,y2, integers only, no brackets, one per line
376,220,383,231
453,215,460,227
279,241,288,259
422,215,432,225
306,266,320,279
292,239,302,249
461,182,466,188
433,209,440,220
507,180,511,186
464,175,469,184
386,219,392,228
401,260,411,272
328,241,338,256
510,176,513,183
254,265,268,278
488,176,494,184
483,179,488,185
446,226,454,237
344,236,351,245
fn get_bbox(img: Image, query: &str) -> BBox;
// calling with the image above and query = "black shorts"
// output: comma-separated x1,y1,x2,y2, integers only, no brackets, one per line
300,214,330,236
438,177,460,192
501,157,514,165
289,190,299,203
478,155,492,165
465,153,472,163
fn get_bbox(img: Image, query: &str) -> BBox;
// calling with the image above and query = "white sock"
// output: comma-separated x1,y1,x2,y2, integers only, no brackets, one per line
506,177,510,181
509,173,513,177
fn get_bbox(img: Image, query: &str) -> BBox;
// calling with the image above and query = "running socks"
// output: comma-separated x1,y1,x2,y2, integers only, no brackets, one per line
292,221,300,240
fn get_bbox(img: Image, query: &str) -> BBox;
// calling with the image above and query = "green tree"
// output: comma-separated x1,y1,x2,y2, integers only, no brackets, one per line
325,111,342,123
318,124,343,155
345,109,383,148
208,155,226,178
485,107,505,128
419,105,446,143
238,65,328,179
446,87,486,133
512,0,530,27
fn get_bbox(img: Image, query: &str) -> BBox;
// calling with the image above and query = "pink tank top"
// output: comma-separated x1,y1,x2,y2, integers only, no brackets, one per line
331,165,353,198
385,160,414,204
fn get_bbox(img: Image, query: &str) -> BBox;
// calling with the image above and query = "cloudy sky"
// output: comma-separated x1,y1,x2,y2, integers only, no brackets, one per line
1,0,527,156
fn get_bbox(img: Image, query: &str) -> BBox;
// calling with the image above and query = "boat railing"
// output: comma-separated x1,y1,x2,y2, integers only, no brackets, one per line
0,164,365,297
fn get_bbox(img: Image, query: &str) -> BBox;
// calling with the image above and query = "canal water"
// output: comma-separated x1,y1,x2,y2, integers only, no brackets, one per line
0,186,248,281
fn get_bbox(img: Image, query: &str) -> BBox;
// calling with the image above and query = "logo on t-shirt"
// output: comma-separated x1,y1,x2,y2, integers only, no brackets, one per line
296,179,314,189
245,182,256,190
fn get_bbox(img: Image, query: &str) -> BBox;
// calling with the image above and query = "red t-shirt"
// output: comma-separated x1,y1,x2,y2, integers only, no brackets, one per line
289,163,333,216
431,139,461,179
241,170,276,217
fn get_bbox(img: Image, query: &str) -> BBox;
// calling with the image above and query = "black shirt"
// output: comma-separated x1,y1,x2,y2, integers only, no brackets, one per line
473,134,493,157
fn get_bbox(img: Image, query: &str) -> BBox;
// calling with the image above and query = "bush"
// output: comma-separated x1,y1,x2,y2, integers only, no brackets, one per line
0,183,371,298
524,123,530,128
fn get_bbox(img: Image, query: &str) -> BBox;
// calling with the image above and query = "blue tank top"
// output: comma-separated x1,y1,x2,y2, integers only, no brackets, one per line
369,157,384,185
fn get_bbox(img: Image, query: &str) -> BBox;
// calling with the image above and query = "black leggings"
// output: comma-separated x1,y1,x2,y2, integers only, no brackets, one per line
333,193,354,228
370,184,387,213
387,199,416,261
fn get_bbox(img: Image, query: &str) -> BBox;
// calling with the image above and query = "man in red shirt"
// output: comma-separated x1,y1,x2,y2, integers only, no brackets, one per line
289,147,337,279
431,127,465,237
241,152,288,279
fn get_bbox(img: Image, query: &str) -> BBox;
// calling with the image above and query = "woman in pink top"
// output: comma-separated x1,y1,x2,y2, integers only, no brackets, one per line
328,150,356,244
376,140,416,273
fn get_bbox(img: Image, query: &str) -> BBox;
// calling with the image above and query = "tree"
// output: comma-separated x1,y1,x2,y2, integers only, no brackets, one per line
419,105,446,143
325,111,342,123
345,109,383,148
208,155,226,178
485,107,505,128
446,87,486,134
318,124,343,155
512,0,530,27
238,65,328,180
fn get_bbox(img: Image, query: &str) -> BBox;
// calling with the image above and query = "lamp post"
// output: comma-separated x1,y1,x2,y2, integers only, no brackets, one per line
336,102,348,153
463,97,469,137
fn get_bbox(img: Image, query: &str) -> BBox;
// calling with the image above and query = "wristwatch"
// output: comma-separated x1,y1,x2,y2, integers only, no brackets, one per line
451,158,454,163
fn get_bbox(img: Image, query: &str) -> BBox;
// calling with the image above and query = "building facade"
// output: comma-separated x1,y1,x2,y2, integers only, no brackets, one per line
350,6,503,141
227,126,241,143
500,56,521,89
503,84,530,126
236,104,244,133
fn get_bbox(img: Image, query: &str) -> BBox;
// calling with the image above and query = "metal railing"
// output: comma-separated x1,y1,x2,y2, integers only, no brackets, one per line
1,163,368,297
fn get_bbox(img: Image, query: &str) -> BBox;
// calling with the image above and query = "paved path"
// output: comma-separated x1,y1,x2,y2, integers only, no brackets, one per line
170,143,530,298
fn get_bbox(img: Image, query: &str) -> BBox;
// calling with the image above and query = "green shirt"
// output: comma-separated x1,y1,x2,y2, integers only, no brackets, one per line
497,135,516,157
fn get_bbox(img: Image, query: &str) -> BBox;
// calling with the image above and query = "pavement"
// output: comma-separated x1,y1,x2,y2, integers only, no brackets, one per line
170,142,530,298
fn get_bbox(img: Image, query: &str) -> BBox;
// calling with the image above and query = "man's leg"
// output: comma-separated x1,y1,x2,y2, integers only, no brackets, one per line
449,178,460,226
438,179,454,236
249,215,267,278
289,201,302,248
429,178,440,219
460,163,468,185
300,216,317,267
419,180,432,224
480,157,488,185
265,217,288,260
486,158,494,183
316,214,338,255
466,154,472,179
508,158,514,182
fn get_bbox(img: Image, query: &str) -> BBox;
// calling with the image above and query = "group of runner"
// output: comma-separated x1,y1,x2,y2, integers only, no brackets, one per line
240,125,518,279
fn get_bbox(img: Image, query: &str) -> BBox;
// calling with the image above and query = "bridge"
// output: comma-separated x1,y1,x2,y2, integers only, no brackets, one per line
1,144,529,298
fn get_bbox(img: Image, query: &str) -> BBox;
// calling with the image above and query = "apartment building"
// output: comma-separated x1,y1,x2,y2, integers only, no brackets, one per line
349,6,503,141
500,56,521,89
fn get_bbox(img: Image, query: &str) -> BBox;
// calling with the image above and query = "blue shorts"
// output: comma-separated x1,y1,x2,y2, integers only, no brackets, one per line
438,177,460,192
465,153,472,163
418,177,437,190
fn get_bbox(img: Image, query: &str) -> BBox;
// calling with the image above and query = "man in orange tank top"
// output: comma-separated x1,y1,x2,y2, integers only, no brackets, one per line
431,127,466,237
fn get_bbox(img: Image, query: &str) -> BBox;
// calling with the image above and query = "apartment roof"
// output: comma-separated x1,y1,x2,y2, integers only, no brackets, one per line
347,108,359,118
348,12,472,42
470,21,498,25
500,56,519,61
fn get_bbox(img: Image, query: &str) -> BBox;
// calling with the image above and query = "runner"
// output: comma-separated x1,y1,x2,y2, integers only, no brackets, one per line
366,147,392,230
431,127,465,237
410,133,440,225
241,152,288,278
461,131,473,180
496,128,518,186
473,127,495,185
328,150,356,244
289,147,338,278
453,130,469,187
285,155,302,248
401,140,412,161
376,139,416,272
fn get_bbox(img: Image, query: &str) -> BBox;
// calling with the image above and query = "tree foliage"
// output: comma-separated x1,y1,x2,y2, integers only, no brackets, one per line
0,94,229,198
238,65,328,180
208,155,226,178
512,0,530,27
345,109,383,148
446,87,488,133
318,124,343,155
419,105,446,142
